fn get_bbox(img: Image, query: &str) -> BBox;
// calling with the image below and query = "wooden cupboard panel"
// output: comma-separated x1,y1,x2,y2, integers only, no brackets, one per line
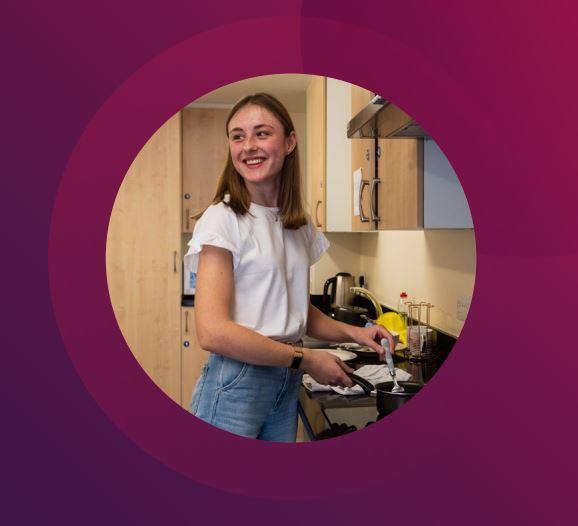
181,307,210,409
306,76,326,231
351,85,374,231
106,113,182,404
351,139,374,231
377,138,423,229
182,108,230,233
351,84,373,115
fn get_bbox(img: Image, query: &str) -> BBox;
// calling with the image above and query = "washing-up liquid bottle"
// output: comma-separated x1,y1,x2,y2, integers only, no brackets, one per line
397,292,408,325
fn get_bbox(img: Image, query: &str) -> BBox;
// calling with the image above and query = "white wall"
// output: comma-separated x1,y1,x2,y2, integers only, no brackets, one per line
310,232,363,294
358,229,476,337
325,78,352,231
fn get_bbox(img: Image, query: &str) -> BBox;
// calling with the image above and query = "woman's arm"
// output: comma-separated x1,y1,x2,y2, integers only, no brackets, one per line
194,245,354,386
306,303,395,362
195,245,293,366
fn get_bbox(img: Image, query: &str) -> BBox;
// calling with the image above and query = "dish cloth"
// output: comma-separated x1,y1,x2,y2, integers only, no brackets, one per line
302,365,412,396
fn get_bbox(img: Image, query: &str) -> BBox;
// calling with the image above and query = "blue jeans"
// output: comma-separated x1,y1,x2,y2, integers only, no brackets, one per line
190,353,302,442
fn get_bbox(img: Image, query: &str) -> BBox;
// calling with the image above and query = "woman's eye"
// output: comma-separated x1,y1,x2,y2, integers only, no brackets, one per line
257,131,269,137
231,134,243,141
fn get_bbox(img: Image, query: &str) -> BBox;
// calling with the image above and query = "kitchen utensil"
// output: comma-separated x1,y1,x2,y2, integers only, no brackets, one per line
323,272,357,309
311,348,358,361
406,301,434,360
381,338,404,393
347,374,423,415
345,343,407,353
407,325,433,359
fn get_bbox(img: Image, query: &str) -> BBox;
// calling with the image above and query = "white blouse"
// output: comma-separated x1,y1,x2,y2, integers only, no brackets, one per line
184,201,329,343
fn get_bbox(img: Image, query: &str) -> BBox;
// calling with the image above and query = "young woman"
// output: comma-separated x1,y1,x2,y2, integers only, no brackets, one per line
184,93,393,442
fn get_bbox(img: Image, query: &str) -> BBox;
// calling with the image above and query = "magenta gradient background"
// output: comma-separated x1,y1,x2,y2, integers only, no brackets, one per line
5,1,578,524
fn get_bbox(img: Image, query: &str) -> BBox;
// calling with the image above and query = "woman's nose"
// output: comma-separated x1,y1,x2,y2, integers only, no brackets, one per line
243,136,257,151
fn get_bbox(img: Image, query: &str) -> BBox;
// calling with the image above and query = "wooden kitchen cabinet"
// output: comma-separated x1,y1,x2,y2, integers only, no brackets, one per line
306,76,326,231
351,84,375,231
423,139,473,228
181,307,210,409
182,108,230,233
106,113,183,405
308,77,375,233
376,138,423,229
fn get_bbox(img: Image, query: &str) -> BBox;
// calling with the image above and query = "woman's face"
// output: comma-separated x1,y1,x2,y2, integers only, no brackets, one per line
227,104,296,188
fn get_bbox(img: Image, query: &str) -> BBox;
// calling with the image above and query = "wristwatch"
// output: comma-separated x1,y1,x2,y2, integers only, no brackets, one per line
290,348,304,370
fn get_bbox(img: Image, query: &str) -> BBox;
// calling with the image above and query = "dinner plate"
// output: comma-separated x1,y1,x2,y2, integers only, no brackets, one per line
312,348,358,361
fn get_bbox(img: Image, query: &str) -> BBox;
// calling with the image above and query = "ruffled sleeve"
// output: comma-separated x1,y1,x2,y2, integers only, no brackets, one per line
306,215,330,265
183,203,240,273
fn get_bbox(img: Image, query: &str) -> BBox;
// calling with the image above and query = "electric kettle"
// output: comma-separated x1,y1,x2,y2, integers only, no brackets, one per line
323,272,356,309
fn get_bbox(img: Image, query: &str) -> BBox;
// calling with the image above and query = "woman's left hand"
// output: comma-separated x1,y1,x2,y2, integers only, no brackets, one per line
350,324,394,362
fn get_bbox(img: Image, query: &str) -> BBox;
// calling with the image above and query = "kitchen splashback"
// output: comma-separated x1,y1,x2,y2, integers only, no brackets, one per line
312,229,476,337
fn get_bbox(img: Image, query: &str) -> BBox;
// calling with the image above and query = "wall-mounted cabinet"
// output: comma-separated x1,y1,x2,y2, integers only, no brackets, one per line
376,138,423,229
423,140,473,229
348,87,472,230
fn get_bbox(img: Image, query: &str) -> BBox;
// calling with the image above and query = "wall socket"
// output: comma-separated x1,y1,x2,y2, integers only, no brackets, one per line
456,296,471,321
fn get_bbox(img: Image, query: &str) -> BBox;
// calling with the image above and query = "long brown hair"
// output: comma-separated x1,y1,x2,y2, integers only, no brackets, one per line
196,92,307,230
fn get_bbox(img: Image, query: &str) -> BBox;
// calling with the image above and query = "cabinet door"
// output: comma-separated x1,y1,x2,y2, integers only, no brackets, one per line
182,108,230,233
376,138,423,229
350,84,375,231
106,113,182,404
306,76,326,231
423,139,473,228
181,307,210,409
351,139,374,231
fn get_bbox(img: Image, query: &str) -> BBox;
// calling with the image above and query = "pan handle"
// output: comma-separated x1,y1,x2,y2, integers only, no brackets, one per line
347,373,374,396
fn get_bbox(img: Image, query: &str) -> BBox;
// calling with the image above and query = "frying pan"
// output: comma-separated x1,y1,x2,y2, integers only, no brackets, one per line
348,373,424,415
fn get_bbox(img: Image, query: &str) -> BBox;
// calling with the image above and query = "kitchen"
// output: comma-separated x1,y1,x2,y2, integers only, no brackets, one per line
105,74,476,441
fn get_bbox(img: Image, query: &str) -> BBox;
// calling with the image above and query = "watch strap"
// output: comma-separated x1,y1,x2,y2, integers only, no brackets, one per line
290,348,304,370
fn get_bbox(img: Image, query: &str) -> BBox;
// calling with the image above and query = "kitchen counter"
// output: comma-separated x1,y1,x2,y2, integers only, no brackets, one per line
298,347,449,440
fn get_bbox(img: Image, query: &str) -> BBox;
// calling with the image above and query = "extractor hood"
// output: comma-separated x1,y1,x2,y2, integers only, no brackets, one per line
347,96,430,139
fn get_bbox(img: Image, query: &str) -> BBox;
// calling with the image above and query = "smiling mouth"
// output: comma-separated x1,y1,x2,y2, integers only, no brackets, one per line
244,157,266,166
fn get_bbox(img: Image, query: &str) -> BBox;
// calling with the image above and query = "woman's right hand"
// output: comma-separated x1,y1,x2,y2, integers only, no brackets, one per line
300,349,355,388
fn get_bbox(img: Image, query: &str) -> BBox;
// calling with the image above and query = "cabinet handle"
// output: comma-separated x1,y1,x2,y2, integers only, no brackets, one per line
185,310,189,333
359,180,370,223
173,251,178,273
370,179,381,223
364,148,370,161
186,208,190,231
315,200,322,227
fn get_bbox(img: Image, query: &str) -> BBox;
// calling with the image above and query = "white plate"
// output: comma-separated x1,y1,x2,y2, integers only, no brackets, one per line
312,348,358,361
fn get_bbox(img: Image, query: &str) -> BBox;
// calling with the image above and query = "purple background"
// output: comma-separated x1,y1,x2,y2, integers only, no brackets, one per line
4,1,578,524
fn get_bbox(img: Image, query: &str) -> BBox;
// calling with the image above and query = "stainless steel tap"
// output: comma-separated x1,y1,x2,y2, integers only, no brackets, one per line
349,287,383,318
